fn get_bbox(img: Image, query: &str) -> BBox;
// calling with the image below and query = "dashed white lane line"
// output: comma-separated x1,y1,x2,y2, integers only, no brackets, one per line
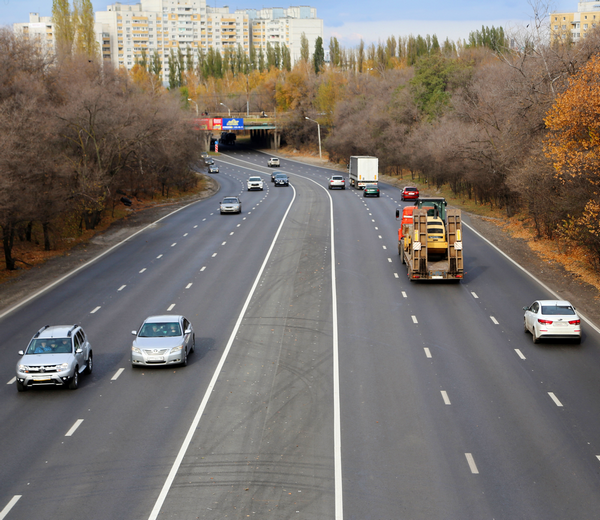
402,291,407,298
382,245,387,250
171,243,177,247
596,455,600,463
471,292,479,298
375,227,379,230
0,496,22,519
186,283,193,289
378,235,382,239
212,253,217,257
65,419,84,437
157,254,163,259
200,266,206,271
111,368,125,381
394,273,399,278
140,268,147,273
548,392,563,407
424,348,432,358
441,391,451,405
203,218,207,221
243,217,247,220
90,306,101,314
221,241,227,246
193,225,198,228
118,285,126,291
7,377,16,385
372,219,375,222
387,258,392,263
465,453,479,474
230,232,234,235
167,304,176,311
515,349,526,360
237,223,241,227
411,315,418,324
183,233,188,237
490,316,499,325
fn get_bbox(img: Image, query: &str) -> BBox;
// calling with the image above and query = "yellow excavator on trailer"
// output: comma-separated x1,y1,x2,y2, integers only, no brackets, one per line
396,197,464,281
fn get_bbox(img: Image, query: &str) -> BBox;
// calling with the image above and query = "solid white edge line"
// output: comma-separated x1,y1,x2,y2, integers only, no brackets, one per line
465,453,479,474
65,419,84,437
463,221,600,335
111,368,125,381
0,496,21,520
148,184,299,520
548,392,563,407
0,200,201,321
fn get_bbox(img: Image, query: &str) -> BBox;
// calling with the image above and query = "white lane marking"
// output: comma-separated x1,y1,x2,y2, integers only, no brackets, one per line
375,227,379,230
183,233,188,237
549,392,563,407
490,316,499,325
248,212,251,215
596,455,600,462
167,304,176,311
424,348,432,358
463,222,600,336
65,419,84,437
203,218,207,221
157,254,163,259
471,292,479,298
221,241,226,246
402,291,407,298
212,253,217,257
394,273,399,278
186,283,193,289
230,232,234,235
0,496,22,520
90,306,101,314
515,349,526,360
7,377,16,385
171,243,177,247
140,268,147,273
378,235,382,239
387,258,392,263
237,224,241,227
382,245,387,250
118,285,126,291
193,225,198,228
441,391,451,405
200,266,206,271
411,315,418,324
148,184,300,520
372,219,375,222
465,453,479,474
111,368,125,381
243,217,247,220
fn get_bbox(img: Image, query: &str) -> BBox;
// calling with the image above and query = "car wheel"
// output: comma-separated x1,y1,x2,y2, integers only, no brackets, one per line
190,335,196,353
85,352,93,374
575,337,581,345
181,348,188,367
342,186,345,190
400,240,405,263
69,370,79,390
532,328,540,344
16,380,27,392
524,320,528,333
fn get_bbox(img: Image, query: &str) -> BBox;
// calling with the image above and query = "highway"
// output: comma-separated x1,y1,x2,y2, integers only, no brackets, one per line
1,148,600,519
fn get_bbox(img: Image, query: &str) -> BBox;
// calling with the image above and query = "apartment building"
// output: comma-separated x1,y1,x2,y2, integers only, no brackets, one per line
551,0,600,42
13,13,57,54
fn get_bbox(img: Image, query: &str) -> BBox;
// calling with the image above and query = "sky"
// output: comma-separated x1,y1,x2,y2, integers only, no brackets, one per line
0,0,578,44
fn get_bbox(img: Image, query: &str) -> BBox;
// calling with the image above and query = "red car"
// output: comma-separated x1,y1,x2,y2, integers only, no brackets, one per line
401,186,419,201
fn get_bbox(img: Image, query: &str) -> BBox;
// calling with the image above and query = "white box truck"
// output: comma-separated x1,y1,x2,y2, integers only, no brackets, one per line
349,156,378,189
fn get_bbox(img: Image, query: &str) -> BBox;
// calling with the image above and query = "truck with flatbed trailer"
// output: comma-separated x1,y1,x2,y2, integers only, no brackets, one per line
349,156,378,189
396,197,464,281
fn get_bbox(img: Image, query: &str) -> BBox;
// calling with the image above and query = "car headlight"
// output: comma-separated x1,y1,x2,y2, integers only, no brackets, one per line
170,345,183,353
132,346,141,354
56,363,70,372
18,365,29,373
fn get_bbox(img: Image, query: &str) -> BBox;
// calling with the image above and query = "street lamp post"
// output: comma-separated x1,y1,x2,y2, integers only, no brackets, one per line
220,102,231,117
188,98,198,116
305,116,322,159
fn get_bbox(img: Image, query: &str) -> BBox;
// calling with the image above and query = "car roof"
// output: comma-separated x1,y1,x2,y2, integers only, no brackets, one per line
143,315,183,323
403,186,417,190
536,300,573,306
275,173,287,176
36,325,78,338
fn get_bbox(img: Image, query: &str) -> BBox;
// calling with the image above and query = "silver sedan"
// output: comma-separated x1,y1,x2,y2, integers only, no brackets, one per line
131,315,195,367
220,196,242,214
523,300,582,344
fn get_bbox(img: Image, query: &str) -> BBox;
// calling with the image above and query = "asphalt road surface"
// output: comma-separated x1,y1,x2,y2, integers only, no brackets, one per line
1,148,600,520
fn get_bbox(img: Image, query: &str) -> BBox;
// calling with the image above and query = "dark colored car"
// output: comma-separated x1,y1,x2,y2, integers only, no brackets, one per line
363,184,380,197
401,186,419,200
274,173,289,186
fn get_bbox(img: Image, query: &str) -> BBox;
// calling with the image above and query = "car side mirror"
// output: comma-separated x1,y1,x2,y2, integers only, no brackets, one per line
76,348,83,354
184,328,192,335
18,350,24,356
132,330,137,335
522,306,529,311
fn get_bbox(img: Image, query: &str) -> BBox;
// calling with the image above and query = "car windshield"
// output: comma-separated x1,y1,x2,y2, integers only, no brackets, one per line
275,174,287,178
27,338,72,354
405,187,417,191
249,177,261,182
332,176,343,180
541,305,576,315
428,227,444,234
223,198,238,203
139,322,182,337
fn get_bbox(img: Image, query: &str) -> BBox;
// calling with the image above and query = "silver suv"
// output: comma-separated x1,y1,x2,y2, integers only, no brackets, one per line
16,325,93,392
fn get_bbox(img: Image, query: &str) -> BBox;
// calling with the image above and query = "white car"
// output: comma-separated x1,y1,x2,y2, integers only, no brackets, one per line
267,157,280,167
247,176,264,191
523,300,581,344
329,175,346,189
